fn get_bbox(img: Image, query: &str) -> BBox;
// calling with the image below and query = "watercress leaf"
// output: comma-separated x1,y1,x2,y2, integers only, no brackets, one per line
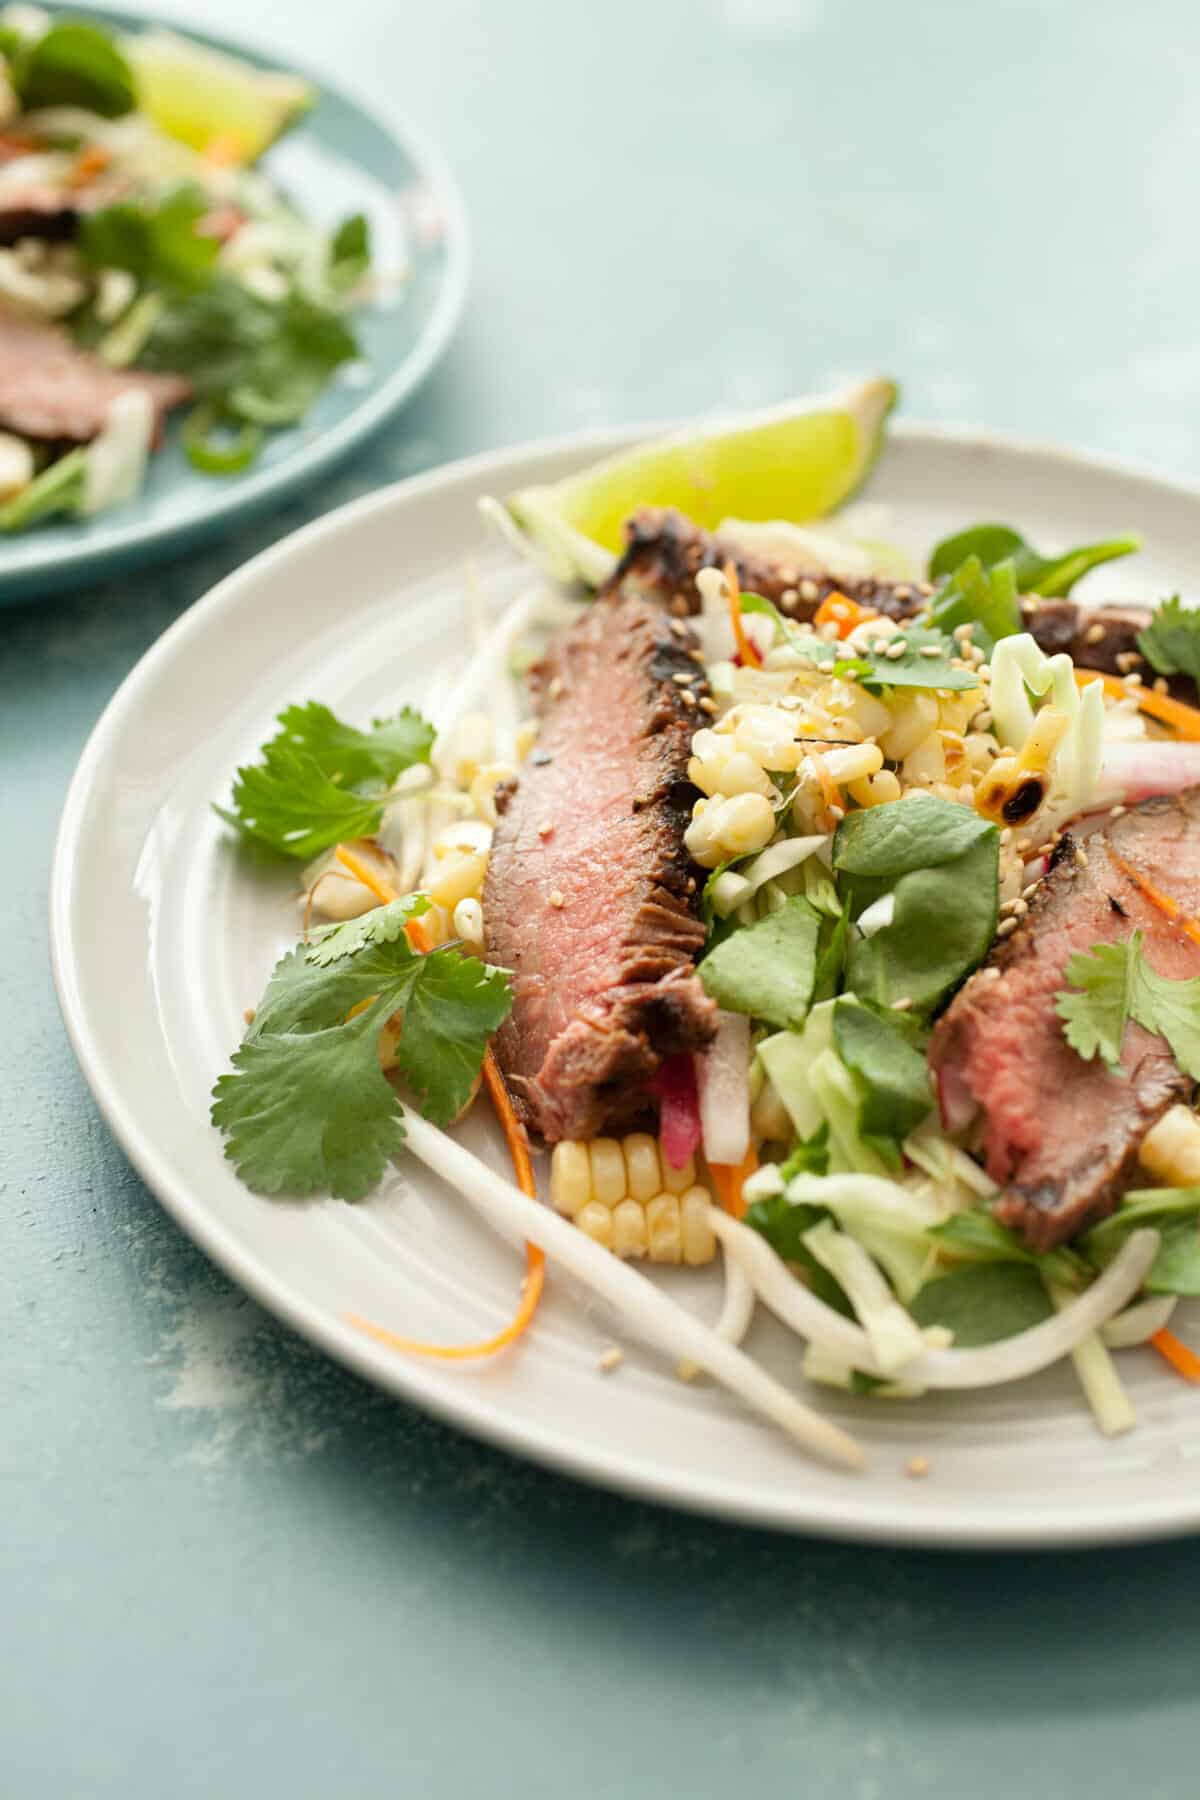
928,553,1022,648
1145,1219,1200,1295
212,1000,405,1200
927,521,1140,600
909,1262,1054,1345
833,792,993,883
1084,1186,1200,1295
743,1196,852,1314
391,952,513,1127
812,900,849,1003
833,996,933,1154
779,1121,831,1180
79,184,220,294
928,1210,1087,1288
844,832,999,1014
699,895,820,1029
1055,935,1138,1072
16,19,136,115
1136,595,1200,681
327,212,371,291
928,525,1026,584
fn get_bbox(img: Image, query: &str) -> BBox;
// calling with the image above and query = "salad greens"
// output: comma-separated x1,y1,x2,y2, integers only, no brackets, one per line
927,553,1022,650
741,593,977,692
217,701,434,858
910,1262,1055,1346
212,898,512,1200
699,896,820,1029
928,522,1142,599
1085,1188,1200,1296
832,997,932,1169
9,18,136,115
79,186,221,296
1137,595,1200,683
1056,932,1200,1079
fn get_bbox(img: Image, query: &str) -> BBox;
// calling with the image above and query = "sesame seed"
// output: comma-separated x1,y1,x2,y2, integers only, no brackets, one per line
680,689,697,707
1155,676,1169,694
1110,804,1127,818
819,622,840,642
894,585,912,601
548,676,564,699
1124,672,1143,690
1116,650,1144,673
1000,828,1013,845
597,1346,623,1374
971,708,994,731
1011,898,1029,917
905,1455,931,1480
549,889,565,908
699,695,718,714
977,665,992,683
886,641,907,661
996,916,1019,938
668,618,688,638
871,637,891,654
891,995,913,1011
917,582,935,597
799,578,819,602
537,820,553,838
1000,898,1019,916
1074,846,1089,869
1084,622,1106,645
686,876,696,893
828,804,845,822
953,623,974,643
780,586,799,607
1016,837,1032,854
672,671,693,685
778,563,799,585
243,1007,256,1025
1021,880,1040,899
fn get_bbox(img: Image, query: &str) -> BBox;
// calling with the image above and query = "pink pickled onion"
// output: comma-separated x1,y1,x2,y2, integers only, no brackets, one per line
650,1054,703,1169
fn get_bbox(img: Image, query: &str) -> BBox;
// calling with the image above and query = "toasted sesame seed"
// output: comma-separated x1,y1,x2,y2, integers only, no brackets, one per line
686,876,696,893
548,676,564,699
1000,898,1019,916
971,708,994,731
828,803,845,822
672,671,693,685
953,623,974,643
917,581,935,596
819,622,840,642
1155,676,1169,694
1124,672,1143,690
1000,827,1013,845
1084,622,1106,645
549,889,565,908
905,1455,931,1480
871,637,891,654
996,916,1019,938
537,820,553,837
243,1007,256,1025
894,585,912,601
1011,897,1029,917
977,665,992,683
699,695,719,714
799,578,819,602
1116,650,1143,673
597,1346,624,1374
1021,880,1040,899
680,689,698,707
1110,804,1127,818
780,586,799,607
1016,837,1032,854
1074,846,1089,869
668,618,688,637
891,995,913,1011
886,640,907,661
919,644,943,658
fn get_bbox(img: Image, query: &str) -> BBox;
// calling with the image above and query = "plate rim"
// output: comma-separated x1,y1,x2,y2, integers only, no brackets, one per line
1,0,471,603
50,417,1200,1549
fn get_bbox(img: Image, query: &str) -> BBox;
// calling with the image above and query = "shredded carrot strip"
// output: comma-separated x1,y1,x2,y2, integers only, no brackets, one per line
406,913,437,954
708,1143,759,1220
724,558,761,669
1074,667,1200,741
334,841,395,907
1152,1327,1200,1384
1107,849,1200,948
68,143,109,187
813,591,878,639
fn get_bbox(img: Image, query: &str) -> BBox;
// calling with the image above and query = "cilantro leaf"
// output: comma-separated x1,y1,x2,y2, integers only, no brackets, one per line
1137,595,1200,681
79,185,220,295
308,893,430,967
213,927,513,1199
14,19,135,115
1055,937,1138,1072
739,592,976,691
699,896,821,1030
213,1002,405,1201
928,523,1141,600
218,701,434,858
1132,959,1200,1080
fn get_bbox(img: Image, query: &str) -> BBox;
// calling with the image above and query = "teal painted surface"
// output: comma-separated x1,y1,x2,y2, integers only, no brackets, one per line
6,0,1200,1793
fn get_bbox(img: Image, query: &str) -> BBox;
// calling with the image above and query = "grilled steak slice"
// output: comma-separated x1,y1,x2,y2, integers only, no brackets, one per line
0,310,191,442
606,508,1185,695
483,591,718,1140
929,790,1200,1249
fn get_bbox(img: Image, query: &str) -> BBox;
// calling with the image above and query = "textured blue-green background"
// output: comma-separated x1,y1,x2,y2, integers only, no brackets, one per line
6,1,1200,1792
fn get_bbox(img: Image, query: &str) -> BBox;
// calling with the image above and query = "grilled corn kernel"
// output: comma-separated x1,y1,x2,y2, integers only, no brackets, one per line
733,706,803,771
880,691,938,760
685,791,776,866
820,741,884,785
902,733,946,787
470,762,518,827
846,768,903,808
589,1138,627,1207
433,819,493,858
447,712,494,786
453,897,485,948
550,1140,592,1216
659,1152,696,1194
577,1201,614,1249
681,1188,716,1265
716,751,777,798
428,850,488,909
612,1199,649,1260
646,1193,682,1262
1139,1105,1200,1186
623,1133,661,1201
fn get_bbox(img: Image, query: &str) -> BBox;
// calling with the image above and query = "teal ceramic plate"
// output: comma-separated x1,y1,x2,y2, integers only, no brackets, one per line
0,4,469,605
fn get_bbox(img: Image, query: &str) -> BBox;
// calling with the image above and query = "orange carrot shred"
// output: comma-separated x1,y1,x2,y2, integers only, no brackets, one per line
708,1142,759,1220
1074,667,1200,741
724,558,761,669
68,143,109,187
1107,849,1200,949
1152,1327,1200,1384
813,591,879,639
334,841,396,908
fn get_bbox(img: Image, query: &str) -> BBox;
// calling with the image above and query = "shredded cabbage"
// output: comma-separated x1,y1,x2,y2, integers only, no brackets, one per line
990,632,1104,828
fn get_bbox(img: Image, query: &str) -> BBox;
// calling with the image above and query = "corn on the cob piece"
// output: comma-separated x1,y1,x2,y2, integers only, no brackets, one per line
550,1135,715,1263
1139,1104,1200,1186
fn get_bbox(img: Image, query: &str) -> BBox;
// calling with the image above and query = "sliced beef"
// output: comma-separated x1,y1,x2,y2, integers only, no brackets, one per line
606,507,1186,696
483,591,718,1141
929,789,1200,1249
0,309,191,442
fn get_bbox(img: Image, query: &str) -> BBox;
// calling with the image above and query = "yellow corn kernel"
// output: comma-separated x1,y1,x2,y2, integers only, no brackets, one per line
589,1137,626,1207
820,741,884,785
940,730,970,783
623,1133,661,1201
880,691,938,760
550,1140,592,1216
428,850,488,909
577,1201,614,1249
514,719,539,761
902,733,945,787
432,819,493,859
453,897,485,948
681,1188,716,1265
659,1151,695,1194
1139,1105,1200,1186
447,712,494,787
646,1193,682,1262
847,768,903,808
612,1199,649,1260
470,761,518,826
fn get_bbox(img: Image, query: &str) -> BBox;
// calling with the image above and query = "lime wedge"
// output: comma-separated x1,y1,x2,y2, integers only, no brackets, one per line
502,377,897,585
124,29,313,162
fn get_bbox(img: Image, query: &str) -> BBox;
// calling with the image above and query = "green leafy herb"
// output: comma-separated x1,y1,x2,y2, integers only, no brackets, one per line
1137,595,1200,682
927,553,1022,650
927,1209,1087,1289
1083,1186,1200,1296
928,522,1141,599
909,1262,1055,1346
740,592,976,692
0,446,87,532
1056,930,1200,1078
327,213,371,293
699,895,820,1029
213,922,512,1199
217,701,434,859
743,1196,852,1314
13,19,136,116
778,1122,831,1180
812,900,850,1004
834,797,999,1013
832,996,932,1169
79,185,220,295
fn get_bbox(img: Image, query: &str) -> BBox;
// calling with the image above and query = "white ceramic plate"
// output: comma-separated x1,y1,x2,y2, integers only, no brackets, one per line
51,423,1200,1547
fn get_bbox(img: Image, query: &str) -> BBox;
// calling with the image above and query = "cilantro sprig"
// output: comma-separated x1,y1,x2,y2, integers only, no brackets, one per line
216,701,435,859
1137,595,1200,683
212,896,512,1200
739,592,977,692
1056,930,1200,1077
